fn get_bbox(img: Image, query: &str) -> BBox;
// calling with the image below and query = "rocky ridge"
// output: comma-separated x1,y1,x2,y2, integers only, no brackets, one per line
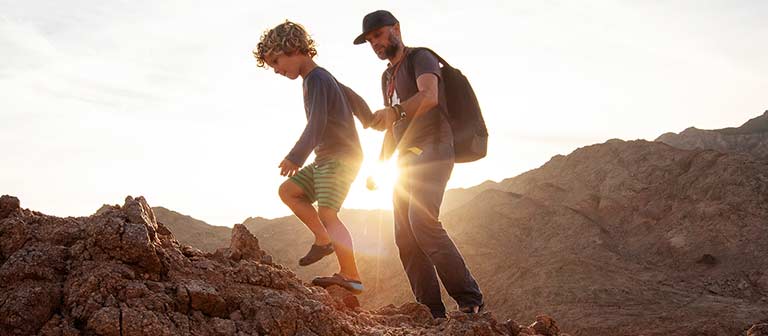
0,195,562,336
656,110,768,160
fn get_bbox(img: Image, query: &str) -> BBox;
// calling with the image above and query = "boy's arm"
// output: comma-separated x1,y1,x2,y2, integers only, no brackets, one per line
339,83,374,128
285,76,329,167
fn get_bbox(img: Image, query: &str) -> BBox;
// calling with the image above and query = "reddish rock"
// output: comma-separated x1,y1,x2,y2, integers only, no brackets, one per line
0,281,61,335
526,315,560,335
325,285,361,309
0,195,558,335
228,223,265,262
0,195,20,220
749,323,768,336
184,280,228,318
86,307,121,336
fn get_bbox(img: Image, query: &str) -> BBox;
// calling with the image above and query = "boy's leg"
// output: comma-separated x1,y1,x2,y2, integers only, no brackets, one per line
318,206,360,281
278,180,331,245
313,160,361,281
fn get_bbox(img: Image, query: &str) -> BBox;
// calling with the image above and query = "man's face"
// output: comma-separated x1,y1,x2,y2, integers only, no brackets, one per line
364,25,401,60
264,52,303,80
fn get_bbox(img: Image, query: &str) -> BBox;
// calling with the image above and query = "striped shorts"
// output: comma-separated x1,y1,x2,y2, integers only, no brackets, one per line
288,159,360,211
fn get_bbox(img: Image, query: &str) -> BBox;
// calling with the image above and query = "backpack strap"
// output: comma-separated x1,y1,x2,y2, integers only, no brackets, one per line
410,47,452,69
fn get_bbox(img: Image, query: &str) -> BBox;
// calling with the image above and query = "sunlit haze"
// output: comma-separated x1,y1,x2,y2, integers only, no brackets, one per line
2,0,766,226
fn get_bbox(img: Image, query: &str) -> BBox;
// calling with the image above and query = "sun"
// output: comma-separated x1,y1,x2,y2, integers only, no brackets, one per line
344,158,399,210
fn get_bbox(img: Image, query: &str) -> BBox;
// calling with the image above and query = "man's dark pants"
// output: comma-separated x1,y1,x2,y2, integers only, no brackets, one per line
393,142,484,318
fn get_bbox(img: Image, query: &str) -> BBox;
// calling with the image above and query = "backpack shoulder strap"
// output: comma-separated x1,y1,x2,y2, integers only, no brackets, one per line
409,47,452,69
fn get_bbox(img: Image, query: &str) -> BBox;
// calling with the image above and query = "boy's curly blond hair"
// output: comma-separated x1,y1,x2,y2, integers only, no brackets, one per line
254,20,317,68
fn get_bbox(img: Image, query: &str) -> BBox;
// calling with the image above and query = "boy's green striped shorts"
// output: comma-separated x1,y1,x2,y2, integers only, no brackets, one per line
289,159,360,211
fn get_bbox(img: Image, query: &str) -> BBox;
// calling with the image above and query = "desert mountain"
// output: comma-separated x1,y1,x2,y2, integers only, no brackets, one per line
155,138,768,335
448,139,768,334
656,110,768,160
0,195,565,336
152,207,232,252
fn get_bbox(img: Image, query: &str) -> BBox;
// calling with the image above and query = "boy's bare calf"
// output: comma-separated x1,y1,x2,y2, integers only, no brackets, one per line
278,181,331,246
278,181,360,281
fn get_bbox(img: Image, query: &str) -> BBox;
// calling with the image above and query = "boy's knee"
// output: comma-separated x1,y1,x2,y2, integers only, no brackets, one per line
317,206,338,223
278,181,300,203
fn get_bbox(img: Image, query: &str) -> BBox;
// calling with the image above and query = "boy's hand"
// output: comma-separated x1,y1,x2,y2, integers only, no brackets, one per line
370,107,396,131
279,159,300,177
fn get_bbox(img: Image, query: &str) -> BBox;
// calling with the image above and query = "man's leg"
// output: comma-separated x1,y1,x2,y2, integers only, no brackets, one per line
278,181,331,245
393,158,446,318
318,207,360,281
407,144,484,310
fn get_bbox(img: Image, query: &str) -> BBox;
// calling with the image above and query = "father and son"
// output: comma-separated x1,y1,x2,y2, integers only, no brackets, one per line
253,10,485,317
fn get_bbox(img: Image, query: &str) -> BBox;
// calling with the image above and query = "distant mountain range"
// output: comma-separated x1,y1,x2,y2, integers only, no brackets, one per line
656,110,768,160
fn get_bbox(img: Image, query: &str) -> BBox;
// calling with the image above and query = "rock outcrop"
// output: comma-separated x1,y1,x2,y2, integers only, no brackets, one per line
0,195,560,335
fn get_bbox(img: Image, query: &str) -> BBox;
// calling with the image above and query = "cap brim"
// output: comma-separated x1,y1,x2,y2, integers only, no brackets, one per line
353,32,367,45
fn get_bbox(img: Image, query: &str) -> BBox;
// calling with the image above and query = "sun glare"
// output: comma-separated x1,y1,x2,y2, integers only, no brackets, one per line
344,157,399,211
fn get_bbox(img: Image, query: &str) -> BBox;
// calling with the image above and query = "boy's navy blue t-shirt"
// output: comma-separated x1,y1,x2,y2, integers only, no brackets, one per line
285,67,363,167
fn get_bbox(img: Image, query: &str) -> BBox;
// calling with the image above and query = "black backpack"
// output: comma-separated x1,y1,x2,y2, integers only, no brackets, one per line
411,47,488,163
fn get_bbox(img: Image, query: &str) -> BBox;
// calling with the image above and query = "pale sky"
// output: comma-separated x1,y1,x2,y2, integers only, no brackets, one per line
2,0,766,226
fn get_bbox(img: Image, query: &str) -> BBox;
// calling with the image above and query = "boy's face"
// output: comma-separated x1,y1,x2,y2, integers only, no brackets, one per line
265,52,304,80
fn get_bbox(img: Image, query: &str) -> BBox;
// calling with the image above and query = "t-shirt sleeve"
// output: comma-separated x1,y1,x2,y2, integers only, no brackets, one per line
285,74,330,166
411,49,442,81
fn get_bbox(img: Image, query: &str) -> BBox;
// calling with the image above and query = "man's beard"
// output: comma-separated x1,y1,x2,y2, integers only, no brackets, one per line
384,34,401,59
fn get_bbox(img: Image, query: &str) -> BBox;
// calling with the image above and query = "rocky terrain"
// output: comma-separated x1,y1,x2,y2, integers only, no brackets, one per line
0,195,564,335
451,139,768,335
656,110,768,160
157,138,768,335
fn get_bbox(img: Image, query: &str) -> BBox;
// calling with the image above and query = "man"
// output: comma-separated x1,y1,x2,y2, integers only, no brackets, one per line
354,10,484,317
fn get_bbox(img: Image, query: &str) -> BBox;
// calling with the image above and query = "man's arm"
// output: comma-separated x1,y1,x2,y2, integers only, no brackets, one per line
399,73,438,119
372,50,441,126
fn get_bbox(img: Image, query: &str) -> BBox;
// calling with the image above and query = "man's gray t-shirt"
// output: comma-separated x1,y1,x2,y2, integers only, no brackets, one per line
285,67,363,166
381,48,453,150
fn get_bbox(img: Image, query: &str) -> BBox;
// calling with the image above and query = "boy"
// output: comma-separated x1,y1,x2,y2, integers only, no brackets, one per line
253,21,370,294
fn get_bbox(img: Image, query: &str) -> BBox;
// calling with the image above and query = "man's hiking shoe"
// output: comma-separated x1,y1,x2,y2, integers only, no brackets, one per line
311,273,364,294
459,303,485,314
299,243,334,266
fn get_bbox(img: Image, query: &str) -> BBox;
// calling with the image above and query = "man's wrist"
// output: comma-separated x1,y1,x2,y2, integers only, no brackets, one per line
393,104,406,119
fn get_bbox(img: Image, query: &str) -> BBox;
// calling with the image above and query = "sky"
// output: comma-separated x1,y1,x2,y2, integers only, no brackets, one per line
1,0,766,226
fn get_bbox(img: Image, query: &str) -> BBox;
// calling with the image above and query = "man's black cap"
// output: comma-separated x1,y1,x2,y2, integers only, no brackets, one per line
353,10,399,45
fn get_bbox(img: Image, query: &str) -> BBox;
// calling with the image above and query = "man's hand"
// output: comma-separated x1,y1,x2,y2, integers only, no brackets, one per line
278,159,300,177
370,107,396,131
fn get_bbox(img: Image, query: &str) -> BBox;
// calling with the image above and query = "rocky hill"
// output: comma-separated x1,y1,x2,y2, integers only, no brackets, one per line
0,195,567,335
157,139,768,335
455,139,768,334
656,110,768,160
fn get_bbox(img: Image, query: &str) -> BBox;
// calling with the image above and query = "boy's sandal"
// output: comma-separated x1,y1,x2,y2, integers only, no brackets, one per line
311,273,364,294
299,243,334,266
